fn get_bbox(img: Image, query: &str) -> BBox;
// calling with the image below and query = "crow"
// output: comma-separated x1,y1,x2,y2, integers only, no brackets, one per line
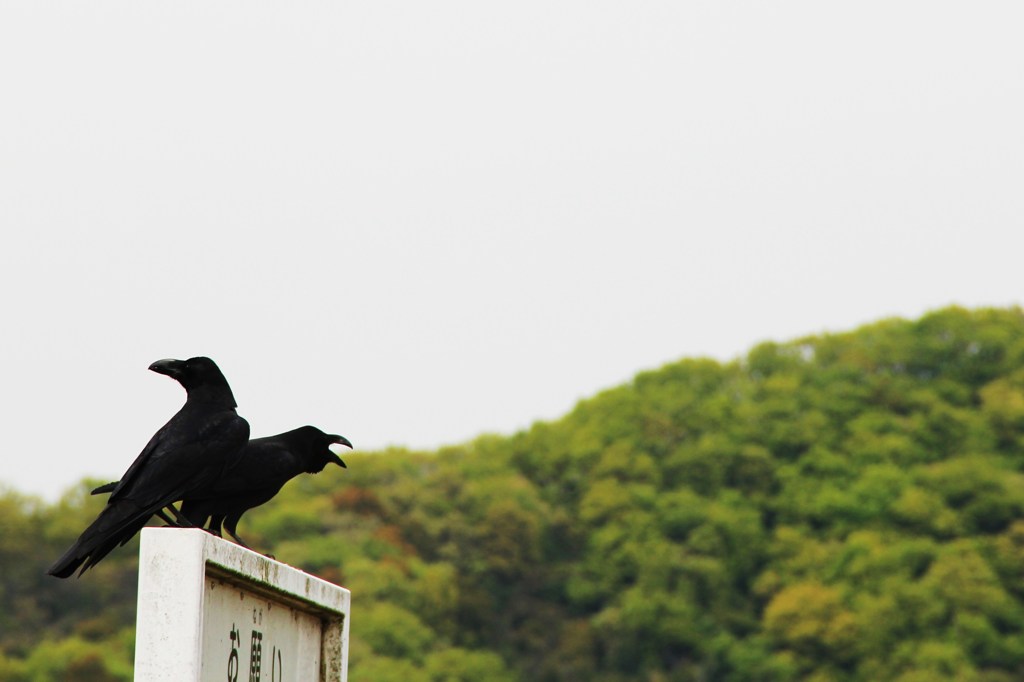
92,426,351,550
182,426,351,548
48,357,249,578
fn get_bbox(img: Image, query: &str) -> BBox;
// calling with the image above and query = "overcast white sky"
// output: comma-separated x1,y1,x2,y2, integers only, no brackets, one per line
2,1,1023,501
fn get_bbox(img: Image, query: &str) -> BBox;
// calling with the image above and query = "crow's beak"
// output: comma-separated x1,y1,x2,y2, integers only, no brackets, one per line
148,358,185,378
329,434,352,468
330,434,353,450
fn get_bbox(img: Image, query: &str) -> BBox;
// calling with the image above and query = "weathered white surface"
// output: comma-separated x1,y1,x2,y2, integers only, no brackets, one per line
134,527,350,682
201,576,324,682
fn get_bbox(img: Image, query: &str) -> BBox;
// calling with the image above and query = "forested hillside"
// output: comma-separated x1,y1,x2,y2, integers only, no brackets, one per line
4,307,1024,681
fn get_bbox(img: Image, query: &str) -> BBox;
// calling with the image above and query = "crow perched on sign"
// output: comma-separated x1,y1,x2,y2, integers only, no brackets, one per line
180,425,351,548
48,357,249,578
91,426,351,550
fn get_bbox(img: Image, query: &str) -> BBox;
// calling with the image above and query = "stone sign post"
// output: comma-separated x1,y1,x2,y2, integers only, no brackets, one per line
133,527,350,682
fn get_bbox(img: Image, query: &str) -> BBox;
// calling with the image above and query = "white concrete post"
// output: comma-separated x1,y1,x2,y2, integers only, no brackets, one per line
134,527,350,682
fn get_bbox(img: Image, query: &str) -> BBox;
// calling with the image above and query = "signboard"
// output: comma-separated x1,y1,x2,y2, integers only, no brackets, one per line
134,527,350,682
201,571,326,681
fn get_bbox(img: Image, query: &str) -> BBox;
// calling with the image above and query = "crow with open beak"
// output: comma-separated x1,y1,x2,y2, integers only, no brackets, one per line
174,425,352,549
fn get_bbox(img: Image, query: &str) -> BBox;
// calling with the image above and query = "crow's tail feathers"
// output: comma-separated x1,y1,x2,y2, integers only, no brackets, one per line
46,500,150,579
90,481,118,496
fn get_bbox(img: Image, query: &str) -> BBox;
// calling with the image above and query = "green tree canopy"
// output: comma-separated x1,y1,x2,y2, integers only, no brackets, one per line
5,306,1024,681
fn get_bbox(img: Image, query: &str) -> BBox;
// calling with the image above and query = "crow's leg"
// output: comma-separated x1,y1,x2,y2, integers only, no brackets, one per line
224,516,253,550
166,504,196,528
207,515,225,538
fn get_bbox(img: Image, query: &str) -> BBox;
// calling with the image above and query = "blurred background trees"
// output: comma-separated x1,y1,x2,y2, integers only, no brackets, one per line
4,306,1024,681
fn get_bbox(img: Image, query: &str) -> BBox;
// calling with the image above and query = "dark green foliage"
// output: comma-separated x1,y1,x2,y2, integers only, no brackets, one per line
5,306,1024,680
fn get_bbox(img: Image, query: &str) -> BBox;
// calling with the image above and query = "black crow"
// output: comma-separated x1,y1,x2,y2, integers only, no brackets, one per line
90,426,351,550
180,426,351,548
48,357,249,578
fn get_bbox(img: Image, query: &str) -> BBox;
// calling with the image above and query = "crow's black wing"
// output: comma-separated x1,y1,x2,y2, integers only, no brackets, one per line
114,407,249,506
47,407,248,578
109,400,247,503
